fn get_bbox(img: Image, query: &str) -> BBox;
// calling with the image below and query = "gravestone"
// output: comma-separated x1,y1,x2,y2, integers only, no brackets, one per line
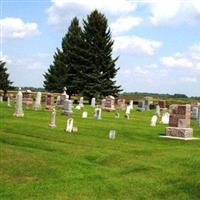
104,96,115,111
59,87,69,108
156,104,160,116
7,96,11,107
79,97,84,108
126,105,131,115
91,98,96,107
82,111,88,118
45,93,54,110
191,106,198,119
117,99,126,110
56,95,61,106
166,105,193,138
66,118,74,133
161,112,170,124
137,100,145,111
109,130,116,140
49,108,56,128
101,99,106,109
94,108,102,120
34,92,42,110
23,90,33,107
144,99,150,111
151,115,157,126
63,99,73,115
158,100,166,110
129,100,133,110
0,96,3,102
13,88,24,117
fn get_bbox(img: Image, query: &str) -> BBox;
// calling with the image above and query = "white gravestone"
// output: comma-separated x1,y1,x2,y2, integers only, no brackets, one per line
49,108,56,128
126,105,131,115
151,115,157,126
82,111,88,118
94,108,102,120
66,118,74,133
91,97,96,107
129,100,133,110
161,112,170,124
75,105,81,110
56,95,61,105
13,88,24,117
156,104,160,117
63,99,73,115
79,97,84,108
34,92,42,110
7,97,11,107
109,130,116,140
0,96,3,102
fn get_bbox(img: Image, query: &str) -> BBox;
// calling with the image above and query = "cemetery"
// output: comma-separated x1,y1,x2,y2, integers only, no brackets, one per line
1,2,200,200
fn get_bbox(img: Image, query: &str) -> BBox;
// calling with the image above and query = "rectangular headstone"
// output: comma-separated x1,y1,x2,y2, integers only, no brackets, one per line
158,100,166,109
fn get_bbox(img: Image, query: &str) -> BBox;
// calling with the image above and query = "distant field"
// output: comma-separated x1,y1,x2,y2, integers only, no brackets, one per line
0,102,200,200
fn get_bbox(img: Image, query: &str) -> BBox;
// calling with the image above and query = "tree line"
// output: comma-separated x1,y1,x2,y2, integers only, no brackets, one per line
43,10,121,101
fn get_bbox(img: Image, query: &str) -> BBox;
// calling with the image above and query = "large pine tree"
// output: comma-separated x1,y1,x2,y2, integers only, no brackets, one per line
0,60,13,96
81,10,121,100
44,17,82,96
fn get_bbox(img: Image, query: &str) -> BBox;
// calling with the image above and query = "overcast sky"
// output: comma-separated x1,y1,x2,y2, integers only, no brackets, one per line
1,0,200,96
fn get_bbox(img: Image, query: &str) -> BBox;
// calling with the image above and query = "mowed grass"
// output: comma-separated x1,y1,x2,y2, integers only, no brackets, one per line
0,102,200,200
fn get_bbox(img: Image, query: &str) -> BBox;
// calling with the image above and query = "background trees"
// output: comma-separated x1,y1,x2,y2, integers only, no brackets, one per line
0,60,13,97
44,10,121,100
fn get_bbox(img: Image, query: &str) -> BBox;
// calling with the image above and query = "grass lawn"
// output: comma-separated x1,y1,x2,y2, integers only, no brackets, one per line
0,102,200,200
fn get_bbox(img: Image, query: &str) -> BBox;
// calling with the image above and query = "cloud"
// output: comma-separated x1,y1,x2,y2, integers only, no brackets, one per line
0,18,39,39
148,0,200,26
180,77,197,83
160,56,193,68
47,0,137,27
114,35,162,55
110,16,143,35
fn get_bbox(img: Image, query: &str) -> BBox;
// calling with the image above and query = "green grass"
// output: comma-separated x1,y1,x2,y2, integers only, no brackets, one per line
0,102,200,200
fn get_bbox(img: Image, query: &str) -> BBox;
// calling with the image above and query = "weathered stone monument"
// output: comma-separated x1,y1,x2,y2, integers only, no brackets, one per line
165,105,193,139
13,88,24,117
79,97,84,108
82,111,88,118
66,118,74,133
151,115,157,126
137,100,145,111
191,106,198,119
45,93,54,110
104,96,115,111
117,98,126,110
158,100,166,110
7,96,11,107
144,99,150,111
23,90,33,107
63,99,73,115
129,100,133,110
109,130,116,140
49,108,56,128
91,97,96,107
59,87,69,108
156,104,161,116
94,108,102,120
0,95,3,102
56,95,61,106
101,99,106,109
34,92,42,110
161,112,170,124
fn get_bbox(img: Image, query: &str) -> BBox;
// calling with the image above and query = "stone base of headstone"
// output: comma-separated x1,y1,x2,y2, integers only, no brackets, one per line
137,107,145,112
165,127,193,138
49,123,56,128
63,110,73,115
13,113,24,117
45,105,53,110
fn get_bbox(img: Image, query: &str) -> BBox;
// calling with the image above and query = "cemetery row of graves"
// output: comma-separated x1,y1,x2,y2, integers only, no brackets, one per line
1,87,200,140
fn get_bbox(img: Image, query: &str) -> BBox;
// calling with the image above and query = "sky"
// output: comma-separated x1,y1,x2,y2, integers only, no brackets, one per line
0,0,200,96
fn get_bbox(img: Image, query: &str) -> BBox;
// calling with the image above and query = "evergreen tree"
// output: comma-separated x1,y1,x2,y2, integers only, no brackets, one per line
0,60,13,97
81,10,122,100
43,17,82,96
